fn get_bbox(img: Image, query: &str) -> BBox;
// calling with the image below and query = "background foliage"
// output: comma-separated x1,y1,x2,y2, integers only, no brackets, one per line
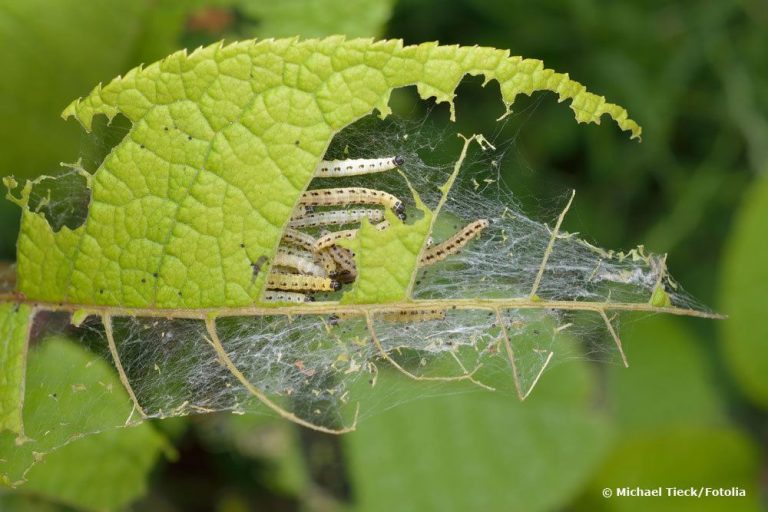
0,0,765,510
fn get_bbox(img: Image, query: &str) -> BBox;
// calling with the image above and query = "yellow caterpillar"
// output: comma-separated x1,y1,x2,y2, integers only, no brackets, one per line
315,249,338,276
267,272,341,292
313,229,358,252
380,308,447,323
281,228,317,251
331,308,446,324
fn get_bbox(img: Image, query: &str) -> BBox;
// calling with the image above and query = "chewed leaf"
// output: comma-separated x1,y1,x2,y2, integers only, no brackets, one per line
0,37,716,466
10,37,639,308
339,207,431,303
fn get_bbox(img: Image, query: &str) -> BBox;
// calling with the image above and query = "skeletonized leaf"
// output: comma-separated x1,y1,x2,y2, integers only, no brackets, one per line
0,38,715,481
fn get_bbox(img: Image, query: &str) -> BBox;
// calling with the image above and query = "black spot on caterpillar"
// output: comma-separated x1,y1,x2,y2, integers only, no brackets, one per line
263,290,313,303
379,308,447,323
313,221,390,252
299,188,406,220
267,272,341,292
281,228,317,251
288,208,386,229
313,155,405,178
327,245,357,283
419,219,489,266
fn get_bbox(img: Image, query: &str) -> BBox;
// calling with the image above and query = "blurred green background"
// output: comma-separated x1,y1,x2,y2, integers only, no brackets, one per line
0,0,765,510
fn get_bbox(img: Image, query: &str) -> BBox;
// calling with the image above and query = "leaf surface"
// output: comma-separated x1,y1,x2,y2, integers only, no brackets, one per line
606,316,725,432
0,304,30,434
721,175,768,407
0,336,167,501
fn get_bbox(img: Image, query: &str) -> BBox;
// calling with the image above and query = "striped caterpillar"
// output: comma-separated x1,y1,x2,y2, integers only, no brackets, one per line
326,245,357,283
274,249,326,277
299,188,405,220
314,156,404,178
288,208,386,229
314,221,390,252
379,308,447,323
263,155,487,300
267,272,341,292
263,290,313,303
331,308,446,324
419,219,490,266
281,228,317,251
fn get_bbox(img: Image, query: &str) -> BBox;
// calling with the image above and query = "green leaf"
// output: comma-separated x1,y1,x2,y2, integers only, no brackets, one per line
0,493,62,512
7,37,639,308
605,316,725,432
340,208,432,303
577,429,761,512
0,303,30,434
721,175,768,408
17,424,167,511
575,317,759,511
0,0,395,260
0,336,167,508
344,338,612,512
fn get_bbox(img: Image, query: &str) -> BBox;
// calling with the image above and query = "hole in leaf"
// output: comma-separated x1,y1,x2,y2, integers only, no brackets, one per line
79,113,132,174
27,171,90,232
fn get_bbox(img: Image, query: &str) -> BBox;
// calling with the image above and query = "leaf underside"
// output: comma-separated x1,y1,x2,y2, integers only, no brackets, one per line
0,37,714,481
